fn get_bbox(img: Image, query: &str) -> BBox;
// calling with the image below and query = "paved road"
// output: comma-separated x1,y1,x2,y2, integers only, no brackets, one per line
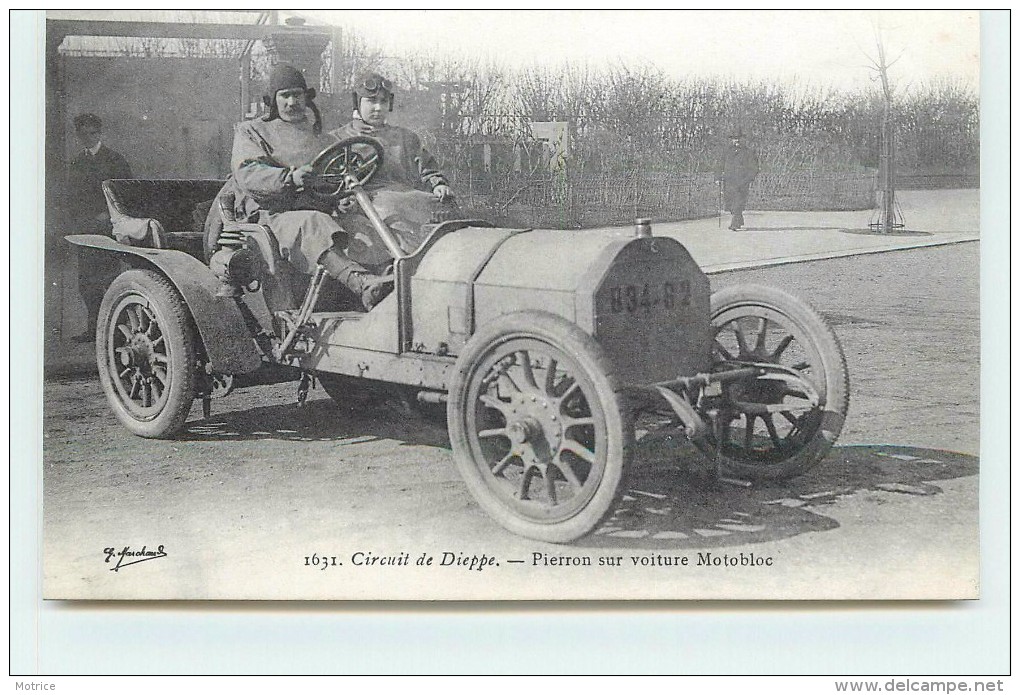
42,242,979,601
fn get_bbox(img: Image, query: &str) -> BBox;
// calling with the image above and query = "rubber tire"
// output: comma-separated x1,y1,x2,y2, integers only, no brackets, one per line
447,311,632,543
698,284,849,481
96,269,198,439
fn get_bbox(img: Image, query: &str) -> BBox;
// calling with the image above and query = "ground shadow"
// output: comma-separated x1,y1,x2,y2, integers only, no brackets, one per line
732,226,850,232
840,228,933,237
178,395,451,449
579,443,977,550
176,396,977,553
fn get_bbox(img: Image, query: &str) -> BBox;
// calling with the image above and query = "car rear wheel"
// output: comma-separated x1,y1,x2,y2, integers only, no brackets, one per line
695,284,849,481
97,269,198,438
448,312,631,543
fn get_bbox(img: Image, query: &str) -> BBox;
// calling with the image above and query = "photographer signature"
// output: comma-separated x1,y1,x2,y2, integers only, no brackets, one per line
103,545,167,572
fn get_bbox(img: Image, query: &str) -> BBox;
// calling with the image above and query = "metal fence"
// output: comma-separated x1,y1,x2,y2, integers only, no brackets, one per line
749,167,877,212
451,165,876,229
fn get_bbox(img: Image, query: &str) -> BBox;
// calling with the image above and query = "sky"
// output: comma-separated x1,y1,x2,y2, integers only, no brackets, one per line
303,10,980,93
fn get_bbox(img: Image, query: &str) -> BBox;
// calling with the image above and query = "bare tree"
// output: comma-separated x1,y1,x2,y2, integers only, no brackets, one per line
864,21,905,233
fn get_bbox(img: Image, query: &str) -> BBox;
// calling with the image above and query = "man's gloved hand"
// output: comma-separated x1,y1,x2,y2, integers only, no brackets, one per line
291,164,315,190
432,184,453,202
334,197,357,214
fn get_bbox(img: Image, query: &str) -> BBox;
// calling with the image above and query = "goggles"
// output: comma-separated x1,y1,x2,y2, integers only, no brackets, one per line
359,75,393,96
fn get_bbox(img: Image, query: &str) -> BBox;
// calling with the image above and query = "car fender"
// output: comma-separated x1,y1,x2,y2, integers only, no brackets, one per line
65,235,262,375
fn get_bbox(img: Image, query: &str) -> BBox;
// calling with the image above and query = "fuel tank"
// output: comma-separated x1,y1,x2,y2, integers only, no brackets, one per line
410,226,712,385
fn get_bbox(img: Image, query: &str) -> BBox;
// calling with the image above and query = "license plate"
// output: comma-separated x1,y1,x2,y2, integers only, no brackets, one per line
606,280,691,316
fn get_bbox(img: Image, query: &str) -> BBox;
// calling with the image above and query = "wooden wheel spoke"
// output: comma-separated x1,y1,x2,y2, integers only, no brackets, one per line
770,334,795,361
128,378,141,400
153,367,169,386
152,353,169,365
117,324,133,340
780,411,804,439
479,393,513,417
763,415,784,450
556,382,582,410
560,439,596,464
562,415,594,429
780,390,815,407
517,467,536,500
543,359,559,395
491,452,515,477
543,470,558,505
734,323,750,356
141,382,152,408
478,427,508,439
743,414,756,448
497,372,523,397
515,350,538,389
128,306,144,332
552,455,583,489
552,376,575,399
713,339,735,361
753,317,770,353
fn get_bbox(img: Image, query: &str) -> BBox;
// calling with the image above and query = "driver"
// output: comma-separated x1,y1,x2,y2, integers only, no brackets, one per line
329,71,458,267
212,64,393,310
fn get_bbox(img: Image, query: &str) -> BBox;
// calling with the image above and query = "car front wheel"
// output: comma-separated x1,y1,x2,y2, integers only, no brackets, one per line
448,311,631,543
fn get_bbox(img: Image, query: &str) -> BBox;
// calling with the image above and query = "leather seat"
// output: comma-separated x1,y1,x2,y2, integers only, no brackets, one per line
102,179,225,258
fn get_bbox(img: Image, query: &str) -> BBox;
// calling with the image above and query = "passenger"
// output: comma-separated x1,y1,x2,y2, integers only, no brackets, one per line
329,71,458,268
211,64,393,310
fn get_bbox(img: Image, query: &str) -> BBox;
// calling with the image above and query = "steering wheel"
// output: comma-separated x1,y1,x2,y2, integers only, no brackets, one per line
308,136,384,199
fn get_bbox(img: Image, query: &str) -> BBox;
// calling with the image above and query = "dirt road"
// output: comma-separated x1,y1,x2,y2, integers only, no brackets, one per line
42,243,979,601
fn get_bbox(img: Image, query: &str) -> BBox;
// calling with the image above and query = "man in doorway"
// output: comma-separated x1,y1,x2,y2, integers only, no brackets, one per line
715,130,760,231
66,113,133,341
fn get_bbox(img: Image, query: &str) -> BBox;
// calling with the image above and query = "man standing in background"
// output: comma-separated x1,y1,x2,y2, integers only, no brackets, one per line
67,113,132,232
715,130,759,231
65,113,133,341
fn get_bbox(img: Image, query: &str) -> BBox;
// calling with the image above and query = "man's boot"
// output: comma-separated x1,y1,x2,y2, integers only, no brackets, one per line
318,250,394,311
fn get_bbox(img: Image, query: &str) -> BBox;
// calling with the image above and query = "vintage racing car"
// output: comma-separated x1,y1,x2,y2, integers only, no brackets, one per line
66,136,850,543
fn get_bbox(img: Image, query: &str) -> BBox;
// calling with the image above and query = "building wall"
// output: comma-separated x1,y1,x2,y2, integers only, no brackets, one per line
59,56,240,180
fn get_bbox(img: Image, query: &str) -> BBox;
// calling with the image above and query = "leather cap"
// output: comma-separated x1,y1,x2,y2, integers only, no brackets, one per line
267,64,316,100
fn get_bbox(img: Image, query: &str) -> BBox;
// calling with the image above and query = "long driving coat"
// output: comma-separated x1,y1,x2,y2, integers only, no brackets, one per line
717,145,760,212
